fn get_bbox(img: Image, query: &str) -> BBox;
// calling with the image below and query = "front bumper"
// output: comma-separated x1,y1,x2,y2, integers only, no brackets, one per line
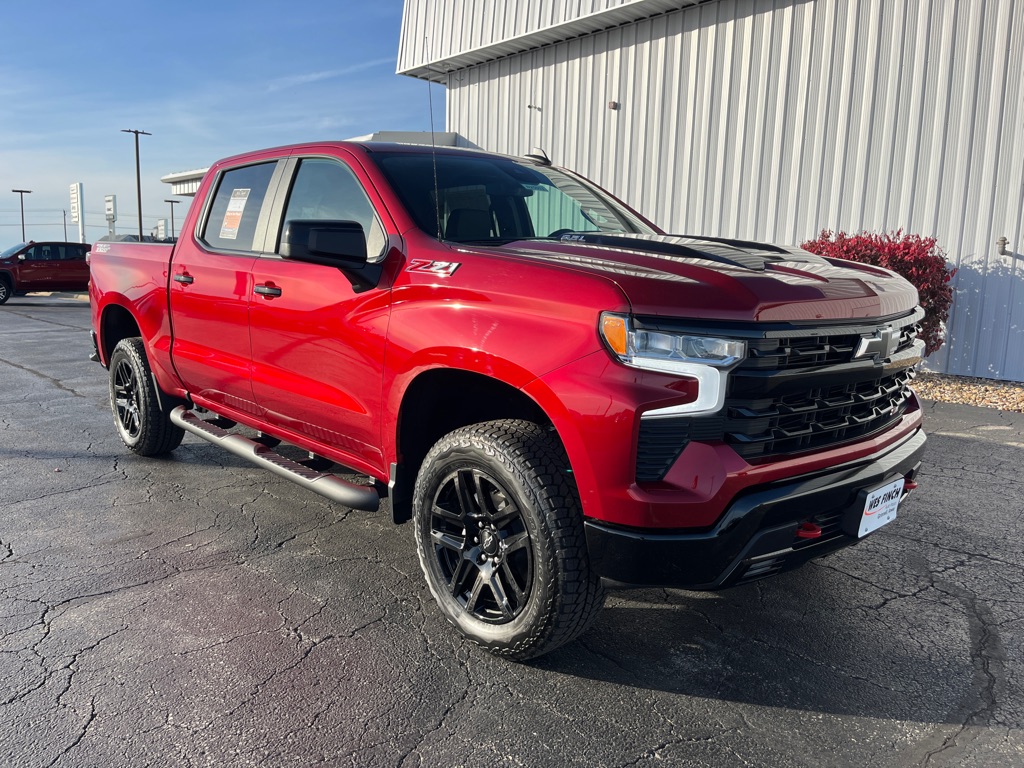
585,426,926,589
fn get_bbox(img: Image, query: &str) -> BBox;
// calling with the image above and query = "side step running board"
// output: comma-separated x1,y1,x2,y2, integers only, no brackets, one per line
169,406,380,512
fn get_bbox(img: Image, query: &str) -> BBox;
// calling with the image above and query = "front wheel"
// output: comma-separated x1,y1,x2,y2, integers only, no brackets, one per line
108,338,184,456
0,276,11,305
413,420,605,660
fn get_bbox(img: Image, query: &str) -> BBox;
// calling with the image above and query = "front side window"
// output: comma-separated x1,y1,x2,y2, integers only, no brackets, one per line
23,245,54,261
281,158,387,261
201,162,277,252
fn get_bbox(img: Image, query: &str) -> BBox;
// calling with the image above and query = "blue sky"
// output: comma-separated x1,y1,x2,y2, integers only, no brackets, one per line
0,1,443,242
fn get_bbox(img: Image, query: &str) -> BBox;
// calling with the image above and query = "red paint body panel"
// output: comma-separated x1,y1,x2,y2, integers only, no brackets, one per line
249,256,392,471
89,242,183,399
169,252,258,413
90,140,926,544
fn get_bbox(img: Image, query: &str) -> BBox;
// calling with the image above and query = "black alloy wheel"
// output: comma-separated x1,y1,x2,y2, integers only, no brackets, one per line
413,420,605,660
113,357,143,441
107,338,184,456
0,277,10,305
429,466,535,623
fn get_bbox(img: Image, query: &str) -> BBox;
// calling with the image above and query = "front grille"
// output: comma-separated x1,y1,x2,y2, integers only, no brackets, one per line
634,310,923,481
724,368,914,459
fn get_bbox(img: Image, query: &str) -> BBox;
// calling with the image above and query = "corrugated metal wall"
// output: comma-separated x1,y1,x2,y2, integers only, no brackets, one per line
437,0,1024,381
398,0,701,76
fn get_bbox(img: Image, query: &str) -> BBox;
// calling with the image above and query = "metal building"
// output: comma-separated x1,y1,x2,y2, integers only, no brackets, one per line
398,0,1024,382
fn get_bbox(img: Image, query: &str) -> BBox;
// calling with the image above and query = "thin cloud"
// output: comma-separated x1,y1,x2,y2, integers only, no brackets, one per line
267,58,395,92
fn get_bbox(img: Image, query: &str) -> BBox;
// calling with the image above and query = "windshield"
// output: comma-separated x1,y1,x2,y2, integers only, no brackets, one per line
372,152,656,244
1,243,26,259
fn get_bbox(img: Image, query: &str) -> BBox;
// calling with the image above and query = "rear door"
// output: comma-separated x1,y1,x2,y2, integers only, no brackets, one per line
248,152,393,471
169,160,284,416
50,244,90,290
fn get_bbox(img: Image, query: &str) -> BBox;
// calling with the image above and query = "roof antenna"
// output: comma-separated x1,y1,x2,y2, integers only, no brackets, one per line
426,37,442,241
525,147,551,166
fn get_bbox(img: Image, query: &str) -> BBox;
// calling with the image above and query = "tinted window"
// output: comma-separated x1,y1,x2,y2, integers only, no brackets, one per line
23,245,59,261
202,162,277,252
281,158,386,261
373,153,654,243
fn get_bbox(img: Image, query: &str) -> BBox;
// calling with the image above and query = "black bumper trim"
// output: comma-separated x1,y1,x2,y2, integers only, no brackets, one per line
586,427,927,589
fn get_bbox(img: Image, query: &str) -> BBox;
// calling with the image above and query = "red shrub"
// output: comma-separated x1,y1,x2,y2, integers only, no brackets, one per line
802,230,956,356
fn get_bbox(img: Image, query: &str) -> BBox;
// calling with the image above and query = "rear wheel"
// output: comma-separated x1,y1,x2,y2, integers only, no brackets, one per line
413,420,605,660
0,276,11,305
108,338,184,456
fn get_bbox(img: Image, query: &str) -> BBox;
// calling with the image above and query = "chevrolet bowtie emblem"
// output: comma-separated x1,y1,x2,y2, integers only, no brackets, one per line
854,327,900,361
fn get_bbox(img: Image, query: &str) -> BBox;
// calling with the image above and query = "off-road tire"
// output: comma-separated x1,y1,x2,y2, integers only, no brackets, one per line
413,419,605,660
108,338,184,456
0,276,11,305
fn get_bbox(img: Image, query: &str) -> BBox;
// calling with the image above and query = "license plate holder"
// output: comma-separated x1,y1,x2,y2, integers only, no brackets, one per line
844,477,905,538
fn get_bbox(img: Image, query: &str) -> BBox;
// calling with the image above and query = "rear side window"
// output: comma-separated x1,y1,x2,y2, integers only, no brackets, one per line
201,162,277,252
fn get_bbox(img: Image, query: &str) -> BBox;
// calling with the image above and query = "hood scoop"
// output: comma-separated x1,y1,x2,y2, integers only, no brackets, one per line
558,233,792,271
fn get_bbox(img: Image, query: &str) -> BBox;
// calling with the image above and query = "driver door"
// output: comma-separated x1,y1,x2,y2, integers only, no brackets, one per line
248,153,392,472
17,244,58,289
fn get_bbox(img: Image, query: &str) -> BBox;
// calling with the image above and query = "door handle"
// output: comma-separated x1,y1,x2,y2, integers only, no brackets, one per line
254,284,282,297
173,273,194,284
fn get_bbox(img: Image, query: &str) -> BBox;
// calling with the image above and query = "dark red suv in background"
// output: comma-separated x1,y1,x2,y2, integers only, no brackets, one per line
0,241,91,304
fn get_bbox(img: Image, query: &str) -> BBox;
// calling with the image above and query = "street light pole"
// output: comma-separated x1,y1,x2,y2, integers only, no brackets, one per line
122,129,151,240
164,199,179,239
63,209,68,240
12,190,31,242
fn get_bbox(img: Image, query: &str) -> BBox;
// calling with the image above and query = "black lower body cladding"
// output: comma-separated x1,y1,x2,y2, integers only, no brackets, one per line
587,427,927,589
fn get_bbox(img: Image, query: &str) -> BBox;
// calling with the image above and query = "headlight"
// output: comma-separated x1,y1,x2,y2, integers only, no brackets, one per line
599,312,746,417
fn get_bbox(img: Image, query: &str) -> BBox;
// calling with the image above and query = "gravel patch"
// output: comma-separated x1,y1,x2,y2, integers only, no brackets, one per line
914,370,1024,413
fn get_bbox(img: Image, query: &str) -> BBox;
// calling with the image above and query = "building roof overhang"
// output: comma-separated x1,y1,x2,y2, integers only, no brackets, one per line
399,0,708,83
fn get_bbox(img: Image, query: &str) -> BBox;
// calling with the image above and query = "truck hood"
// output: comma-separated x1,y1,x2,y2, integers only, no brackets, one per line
474,233,919,322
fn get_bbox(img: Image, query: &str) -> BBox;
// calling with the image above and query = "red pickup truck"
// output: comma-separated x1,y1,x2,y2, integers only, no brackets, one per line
90,141,926,659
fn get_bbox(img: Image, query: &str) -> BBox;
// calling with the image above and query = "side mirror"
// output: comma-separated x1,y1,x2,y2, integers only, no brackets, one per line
17,253,26,261
280,220,367,266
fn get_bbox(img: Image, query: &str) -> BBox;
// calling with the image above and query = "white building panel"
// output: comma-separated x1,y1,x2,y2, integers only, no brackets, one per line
424,0,1024,381
398,0,707,81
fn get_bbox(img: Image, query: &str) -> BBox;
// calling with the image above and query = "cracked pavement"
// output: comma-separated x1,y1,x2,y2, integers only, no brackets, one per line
1,296,1022,767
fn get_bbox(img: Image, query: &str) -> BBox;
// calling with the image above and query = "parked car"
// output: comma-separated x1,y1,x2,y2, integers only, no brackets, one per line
0,241,91,304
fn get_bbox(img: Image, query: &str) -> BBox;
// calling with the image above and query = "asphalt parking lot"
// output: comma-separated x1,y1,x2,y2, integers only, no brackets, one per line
1,295,1022,768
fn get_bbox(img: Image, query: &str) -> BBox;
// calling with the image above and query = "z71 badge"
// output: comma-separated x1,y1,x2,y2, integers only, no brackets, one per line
406,259,461,277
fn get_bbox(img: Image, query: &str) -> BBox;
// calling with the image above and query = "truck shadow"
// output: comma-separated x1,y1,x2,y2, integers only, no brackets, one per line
534,559,1011,727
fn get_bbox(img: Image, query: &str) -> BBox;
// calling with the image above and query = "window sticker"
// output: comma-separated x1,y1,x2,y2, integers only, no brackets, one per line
219,188,251,240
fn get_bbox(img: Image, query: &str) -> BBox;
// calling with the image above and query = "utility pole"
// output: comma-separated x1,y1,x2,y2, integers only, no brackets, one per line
164,199,179,239
121,129,151,240
12,189,31,242
63,210,68,240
